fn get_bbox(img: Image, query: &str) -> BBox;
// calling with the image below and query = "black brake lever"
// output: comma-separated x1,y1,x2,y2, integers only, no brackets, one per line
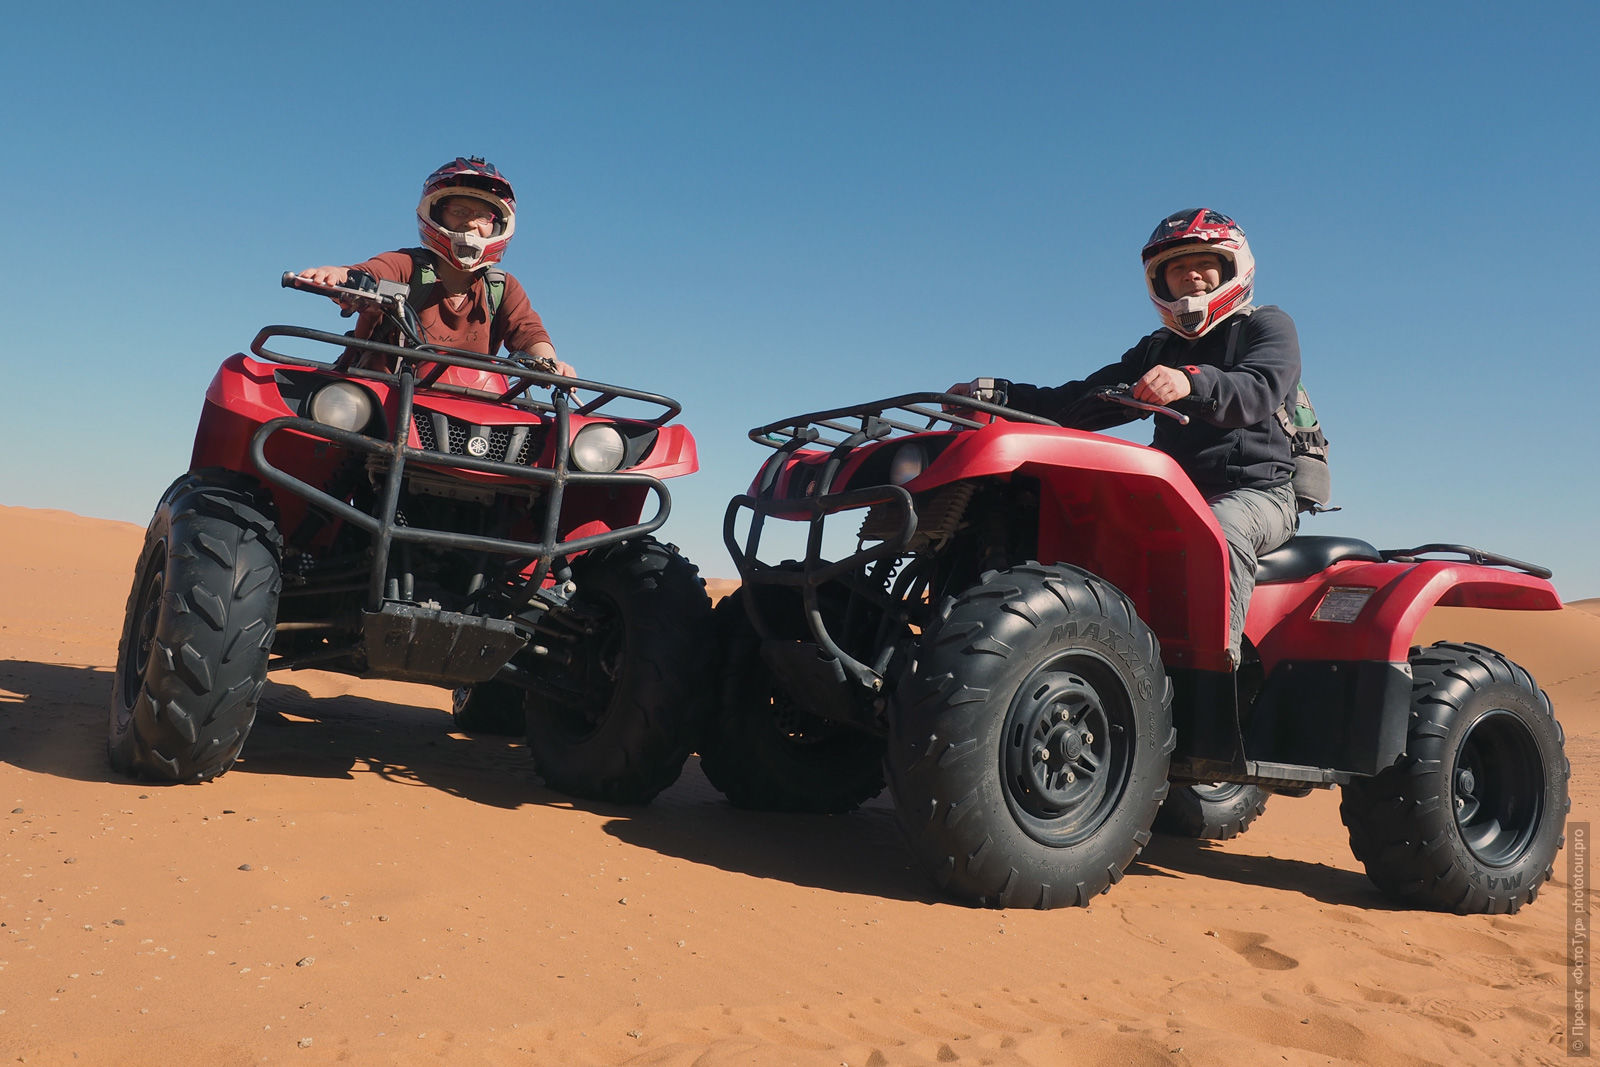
1096,385,1190,425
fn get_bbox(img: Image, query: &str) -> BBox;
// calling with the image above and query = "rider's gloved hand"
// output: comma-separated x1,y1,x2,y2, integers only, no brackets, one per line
296,266,352,288
1131,365,1193,406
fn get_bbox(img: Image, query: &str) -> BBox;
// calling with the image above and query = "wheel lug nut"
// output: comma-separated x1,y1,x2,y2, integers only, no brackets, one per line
1065,771,1076,784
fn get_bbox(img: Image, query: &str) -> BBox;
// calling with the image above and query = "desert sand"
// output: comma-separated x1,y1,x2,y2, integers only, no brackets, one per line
2,502,1595,1065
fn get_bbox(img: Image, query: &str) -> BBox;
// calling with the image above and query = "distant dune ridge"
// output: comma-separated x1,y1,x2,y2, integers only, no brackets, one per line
1,503,1593,1064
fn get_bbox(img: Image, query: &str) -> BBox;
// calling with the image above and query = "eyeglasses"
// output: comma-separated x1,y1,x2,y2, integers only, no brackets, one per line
440,203,498,226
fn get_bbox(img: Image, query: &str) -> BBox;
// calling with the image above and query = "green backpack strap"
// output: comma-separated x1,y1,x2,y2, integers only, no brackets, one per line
405,248,439,312
482,268,505,318
404,248,505,318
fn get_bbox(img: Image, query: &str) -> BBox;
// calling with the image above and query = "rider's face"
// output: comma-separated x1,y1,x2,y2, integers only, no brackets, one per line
438,196,499,237
1162,253,1224,298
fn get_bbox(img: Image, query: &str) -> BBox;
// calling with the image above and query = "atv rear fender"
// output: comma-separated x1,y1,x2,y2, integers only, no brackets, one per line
1248,555,1561,671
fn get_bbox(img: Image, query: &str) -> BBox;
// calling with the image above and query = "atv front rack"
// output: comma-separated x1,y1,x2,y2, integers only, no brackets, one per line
253,325,683,426
248,327,679,613
746,391,1056,451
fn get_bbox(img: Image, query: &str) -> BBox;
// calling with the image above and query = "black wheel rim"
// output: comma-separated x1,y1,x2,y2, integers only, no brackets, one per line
1453,708,1545,867
1001,653,1135,848
1191,781,1249,804
117,544,167,718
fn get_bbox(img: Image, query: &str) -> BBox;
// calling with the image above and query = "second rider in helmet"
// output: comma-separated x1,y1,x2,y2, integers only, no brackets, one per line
953,209,1302,668
298,156,572,385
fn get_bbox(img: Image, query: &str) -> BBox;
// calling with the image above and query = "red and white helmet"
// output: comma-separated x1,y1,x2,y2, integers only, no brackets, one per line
1141,208,1255,340
416,156,516,271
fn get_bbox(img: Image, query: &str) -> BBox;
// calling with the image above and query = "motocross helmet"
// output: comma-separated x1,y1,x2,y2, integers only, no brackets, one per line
1141,208,1255,340
416,156,516,272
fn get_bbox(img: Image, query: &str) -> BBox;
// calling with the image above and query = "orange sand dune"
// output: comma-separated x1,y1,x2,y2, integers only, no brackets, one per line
1,503,1593,1065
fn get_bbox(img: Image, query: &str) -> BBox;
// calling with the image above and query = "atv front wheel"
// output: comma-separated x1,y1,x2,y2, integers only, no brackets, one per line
109,474,281,782
887,564,1174,909
523,539,714,803
1153,782,1271,839
698,584,887,813
1339,642,1569,914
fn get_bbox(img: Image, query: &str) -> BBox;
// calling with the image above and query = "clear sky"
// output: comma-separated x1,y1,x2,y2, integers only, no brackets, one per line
4,2,1598,598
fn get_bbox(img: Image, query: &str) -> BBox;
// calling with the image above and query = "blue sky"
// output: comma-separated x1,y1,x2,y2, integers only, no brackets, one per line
4,2,1598,598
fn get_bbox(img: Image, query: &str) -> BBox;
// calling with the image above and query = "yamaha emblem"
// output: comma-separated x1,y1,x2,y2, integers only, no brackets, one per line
466,436,490,457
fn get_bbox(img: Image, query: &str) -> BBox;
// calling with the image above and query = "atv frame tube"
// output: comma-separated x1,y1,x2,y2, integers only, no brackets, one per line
245,326,678,616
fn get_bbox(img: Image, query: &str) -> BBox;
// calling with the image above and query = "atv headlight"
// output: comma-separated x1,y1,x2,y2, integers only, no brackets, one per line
308,382,375,432
889,442,928,485
571,424,627,472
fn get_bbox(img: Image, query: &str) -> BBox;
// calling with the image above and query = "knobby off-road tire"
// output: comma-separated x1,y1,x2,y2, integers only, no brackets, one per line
109,474,282,782
1153,782,1271,839
524,539,714,804
698,586,886,814
1339,642,1569,914
887,564,1175,909
450,681,526,736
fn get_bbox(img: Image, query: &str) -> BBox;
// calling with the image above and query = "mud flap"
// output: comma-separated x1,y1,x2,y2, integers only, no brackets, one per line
1247,660,1411,775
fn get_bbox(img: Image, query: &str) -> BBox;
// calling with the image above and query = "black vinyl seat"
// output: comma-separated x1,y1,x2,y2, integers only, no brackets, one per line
1254,535,1383,584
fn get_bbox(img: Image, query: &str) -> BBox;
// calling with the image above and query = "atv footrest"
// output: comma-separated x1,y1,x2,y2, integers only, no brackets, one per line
1169,756,1350,789
361,603,527,685
1242,760,1349,788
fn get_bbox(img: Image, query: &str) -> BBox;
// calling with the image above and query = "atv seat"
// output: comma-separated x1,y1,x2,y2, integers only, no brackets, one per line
1255,535,1383,584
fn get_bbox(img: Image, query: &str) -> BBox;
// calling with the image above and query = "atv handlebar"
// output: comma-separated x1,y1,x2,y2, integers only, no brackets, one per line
282,269,406,314
1093,385,1190,426
282,270,429,347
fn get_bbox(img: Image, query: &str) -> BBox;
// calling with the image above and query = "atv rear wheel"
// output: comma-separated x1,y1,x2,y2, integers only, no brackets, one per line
450,681,527,736
1153,782,1271,839
1339,642,1569,914
887,564,1174,909
109,474,281,782
523,539,713,804
699,585,886,813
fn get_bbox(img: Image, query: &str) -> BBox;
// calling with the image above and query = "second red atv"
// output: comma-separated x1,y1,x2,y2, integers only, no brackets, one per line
111,273,713,803
711,384,1570,913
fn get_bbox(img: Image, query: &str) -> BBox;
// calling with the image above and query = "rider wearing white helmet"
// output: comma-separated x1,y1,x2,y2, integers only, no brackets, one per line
298,156,571,383
956,208,1302,667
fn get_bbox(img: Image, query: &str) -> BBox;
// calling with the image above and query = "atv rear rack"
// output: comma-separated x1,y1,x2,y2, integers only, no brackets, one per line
1380,543,1553,579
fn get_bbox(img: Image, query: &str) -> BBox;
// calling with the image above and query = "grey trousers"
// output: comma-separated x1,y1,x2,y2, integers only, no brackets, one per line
1208,482,1300,665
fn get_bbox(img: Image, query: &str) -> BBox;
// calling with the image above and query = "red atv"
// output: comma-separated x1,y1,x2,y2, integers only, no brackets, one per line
711,385,1570,913
111,272,713,802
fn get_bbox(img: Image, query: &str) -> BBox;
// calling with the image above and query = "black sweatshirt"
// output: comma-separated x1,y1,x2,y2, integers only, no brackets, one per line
1007,305,1301,497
